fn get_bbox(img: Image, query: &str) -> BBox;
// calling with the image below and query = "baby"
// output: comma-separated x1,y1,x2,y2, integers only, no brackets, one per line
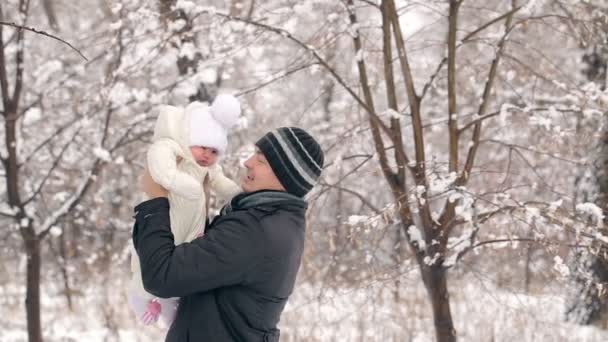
128,94,243,326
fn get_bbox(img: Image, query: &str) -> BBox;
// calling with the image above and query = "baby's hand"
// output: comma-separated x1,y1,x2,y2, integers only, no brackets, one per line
141,299,162,325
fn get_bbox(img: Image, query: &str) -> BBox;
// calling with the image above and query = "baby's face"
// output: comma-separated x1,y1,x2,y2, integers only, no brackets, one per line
189,146,219,167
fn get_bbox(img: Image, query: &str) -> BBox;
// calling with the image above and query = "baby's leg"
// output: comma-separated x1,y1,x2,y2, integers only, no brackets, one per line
127,290,149,322
158,297,179,327
128,283,163,326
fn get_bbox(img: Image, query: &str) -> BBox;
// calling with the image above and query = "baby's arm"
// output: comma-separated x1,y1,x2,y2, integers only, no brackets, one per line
207,164,242,202
147,139,201,200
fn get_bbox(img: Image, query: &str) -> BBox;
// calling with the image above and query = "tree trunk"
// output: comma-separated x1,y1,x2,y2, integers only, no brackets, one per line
25,234,43,342
393,227,402,302
421,264,456,342
524,240,533,293
48,234,73,311
567,121,608,326
566,9,608,325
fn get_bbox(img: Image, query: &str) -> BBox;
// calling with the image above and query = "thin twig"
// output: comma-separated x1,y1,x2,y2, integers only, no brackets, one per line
0,21,88,61
236,62,318,96
319,182,381,214
0,211,15,218
472,238,588,249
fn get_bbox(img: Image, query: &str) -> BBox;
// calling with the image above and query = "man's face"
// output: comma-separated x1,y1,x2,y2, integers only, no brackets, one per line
241,148,285,193
190,146,219,167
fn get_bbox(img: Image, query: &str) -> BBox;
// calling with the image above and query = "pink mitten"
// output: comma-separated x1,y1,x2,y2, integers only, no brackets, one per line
141,299,162,325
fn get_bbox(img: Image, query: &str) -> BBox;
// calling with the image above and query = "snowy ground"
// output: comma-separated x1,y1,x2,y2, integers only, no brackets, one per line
2,275,606,342
281,280,606,342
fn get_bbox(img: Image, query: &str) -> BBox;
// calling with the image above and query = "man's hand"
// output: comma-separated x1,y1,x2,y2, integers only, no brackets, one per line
140,167,169,199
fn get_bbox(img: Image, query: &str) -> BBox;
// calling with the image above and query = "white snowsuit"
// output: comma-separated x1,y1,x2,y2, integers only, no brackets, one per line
128,104,241,326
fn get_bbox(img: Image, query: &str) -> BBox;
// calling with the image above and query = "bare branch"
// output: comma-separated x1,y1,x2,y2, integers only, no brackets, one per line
109,117,154,153
11,0,31,108
420,5,523,99
39,164,101,239
312,154,376,205
319,182,381,214
37,83,116,238
23,127,82,206
458,2,518,187
440,0,463,237
12,26,24,108
346,0,399,191
210,11,395,140
460,105,582,135
357,0,380,9
381,0,409,186
446,0,461,173
20,118,80,167
0,21,88,61
36,99,116,238
0,210,15,218
383,0,434,234
484,139,582,165
510,143,568,192
448,200,482,267
236,62,318,96
216,14,367,103
466,5,523,44
0,5,10,110
458,111,500,133
386,0,424,175
323,153,373,169
447,199,606,265
245,0,256,19
472,238,587,249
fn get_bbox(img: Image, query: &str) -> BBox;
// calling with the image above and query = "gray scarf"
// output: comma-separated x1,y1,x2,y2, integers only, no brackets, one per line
220,190,307,216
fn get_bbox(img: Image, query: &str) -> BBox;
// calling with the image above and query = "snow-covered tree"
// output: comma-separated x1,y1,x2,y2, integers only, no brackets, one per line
220,0,608,340
566,1,608,327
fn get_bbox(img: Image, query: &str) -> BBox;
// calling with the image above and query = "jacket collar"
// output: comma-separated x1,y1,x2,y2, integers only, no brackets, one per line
220,190,307,216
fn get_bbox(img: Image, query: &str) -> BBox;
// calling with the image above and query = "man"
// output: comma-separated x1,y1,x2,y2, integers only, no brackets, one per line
132,127,324,341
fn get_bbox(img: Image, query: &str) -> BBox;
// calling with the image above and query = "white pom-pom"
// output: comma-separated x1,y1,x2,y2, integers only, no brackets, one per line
210,94,241,129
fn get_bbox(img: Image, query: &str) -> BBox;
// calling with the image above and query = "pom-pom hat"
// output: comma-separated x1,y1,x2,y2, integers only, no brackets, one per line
188,94,241,154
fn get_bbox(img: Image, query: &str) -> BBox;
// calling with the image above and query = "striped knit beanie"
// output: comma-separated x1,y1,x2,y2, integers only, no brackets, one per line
255,127,324,197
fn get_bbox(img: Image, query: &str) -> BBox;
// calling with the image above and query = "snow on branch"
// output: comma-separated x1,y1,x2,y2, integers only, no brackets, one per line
0,210,16,218
345,204,398,232
576,202,605,227
38,169,95,238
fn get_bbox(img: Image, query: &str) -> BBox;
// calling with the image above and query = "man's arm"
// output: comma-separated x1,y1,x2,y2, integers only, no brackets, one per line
132,198,262,298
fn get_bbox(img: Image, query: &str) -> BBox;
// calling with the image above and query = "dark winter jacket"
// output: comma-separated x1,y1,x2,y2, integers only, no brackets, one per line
132,190,308,342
